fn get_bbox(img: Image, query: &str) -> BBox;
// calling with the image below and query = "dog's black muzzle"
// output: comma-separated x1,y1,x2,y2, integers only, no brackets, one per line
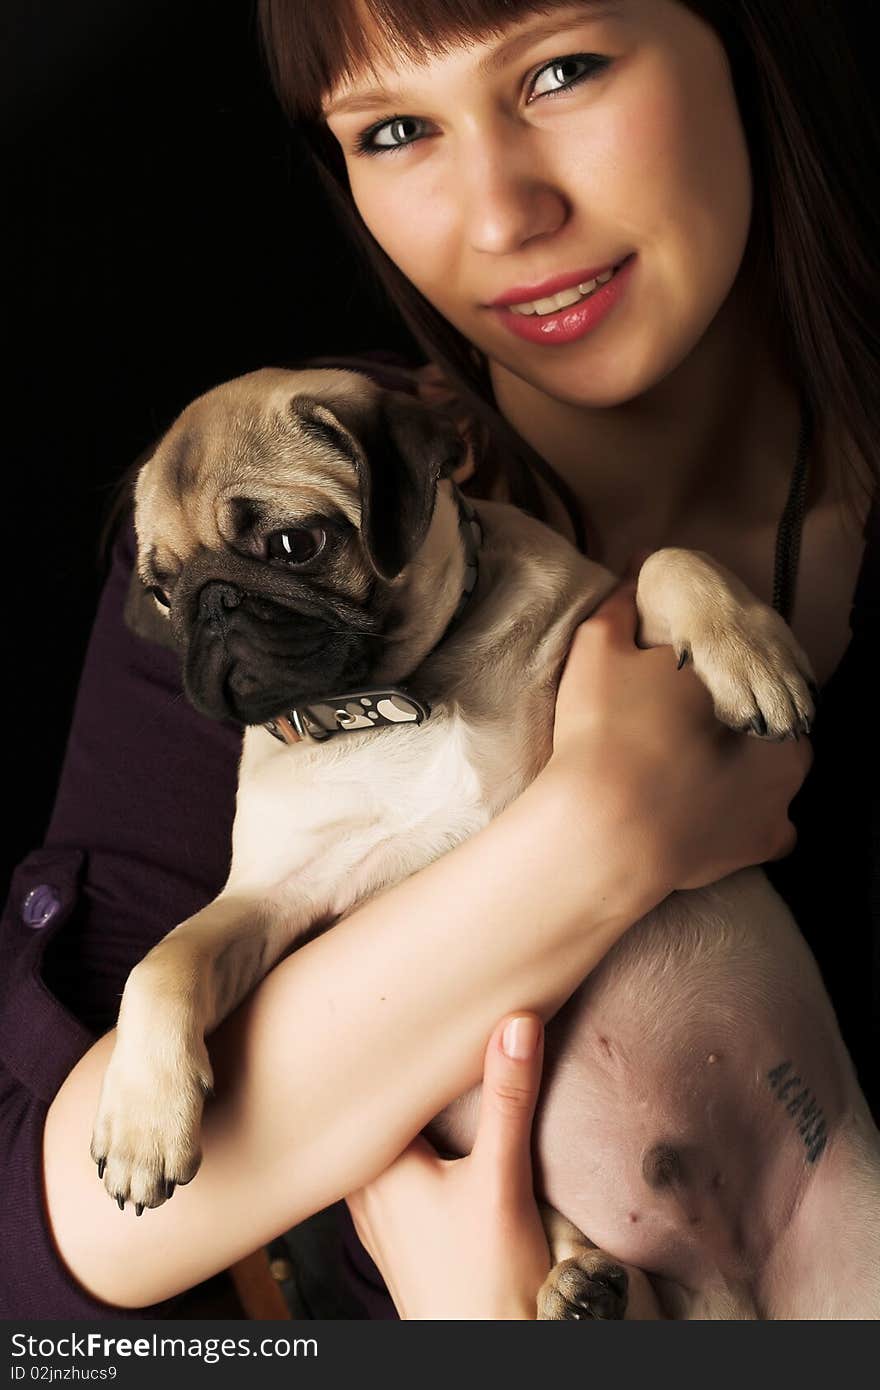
180,574,380,725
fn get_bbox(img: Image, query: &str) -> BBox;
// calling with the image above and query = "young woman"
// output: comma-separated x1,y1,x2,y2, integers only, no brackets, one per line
1,0,874,1318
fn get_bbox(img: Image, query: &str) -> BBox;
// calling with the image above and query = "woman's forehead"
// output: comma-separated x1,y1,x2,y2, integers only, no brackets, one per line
321,0,614,107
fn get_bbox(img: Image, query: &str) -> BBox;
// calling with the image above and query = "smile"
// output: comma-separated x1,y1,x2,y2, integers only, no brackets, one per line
491,255,636,347
507,269,616,316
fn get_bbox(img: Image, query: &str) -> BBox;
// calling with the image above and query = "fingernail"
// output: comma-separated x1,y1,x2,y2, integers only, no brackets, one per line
502,1015,540,1060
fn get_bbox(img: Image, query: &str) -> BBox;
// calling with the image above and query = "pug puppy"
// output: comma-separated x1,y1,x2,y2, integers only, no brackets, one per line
91,367,880,1319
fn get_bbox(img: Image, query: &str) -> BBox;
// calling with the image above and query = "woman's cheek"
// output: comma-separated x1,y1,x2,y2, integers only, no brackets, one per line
610,53,752,331
353,165,459,297
653,46,752,285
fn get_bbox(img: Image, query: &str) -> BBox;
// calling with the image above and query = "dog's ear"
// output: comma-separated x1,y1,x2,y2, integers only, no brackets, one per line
291,390,466,582
356,391,468,581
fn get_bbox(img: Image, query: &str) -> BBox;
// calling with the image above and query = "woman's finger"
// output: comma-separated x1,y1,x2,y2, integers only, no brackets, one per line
471,1013,544,1207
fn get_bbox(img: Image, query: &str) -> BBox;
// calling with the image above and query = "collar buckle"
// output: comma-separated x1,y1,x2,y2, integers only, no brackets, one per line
266,689,431,744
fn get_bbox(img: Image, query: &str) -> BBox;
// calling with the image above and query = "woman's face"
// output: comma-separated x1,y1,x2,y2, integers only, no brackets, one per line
323,0,753,409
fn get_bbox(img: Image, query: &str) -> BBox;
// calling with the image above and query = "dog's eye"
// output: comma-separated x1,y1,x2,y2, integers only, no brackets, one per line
267,526,327,565
147,585,171,609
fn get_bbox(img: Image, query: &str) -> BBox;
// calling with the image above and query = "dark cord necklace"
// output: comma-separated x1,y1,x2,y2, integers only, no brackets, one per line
772,402,813,623
517,401,814,625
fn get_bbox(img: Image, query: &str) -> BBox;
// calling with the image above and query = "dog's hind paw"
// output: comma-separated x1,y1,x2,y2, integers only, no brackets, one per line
538,1255,629,1320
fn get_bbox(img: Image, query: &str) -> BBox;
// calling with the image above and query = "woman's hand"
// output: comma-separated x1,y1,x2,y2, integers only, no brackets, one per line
346,1014,551,1320
545,582,812,894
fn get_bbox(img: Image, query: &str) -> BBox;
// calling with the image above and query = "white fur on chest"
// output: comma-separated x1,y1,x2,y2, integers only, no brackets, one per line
227,706,495,920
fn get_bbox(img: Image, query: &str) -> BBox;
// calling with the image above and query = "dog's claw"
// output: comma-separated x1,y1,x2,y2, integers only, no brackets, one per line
750,712,768,737
97,1157,106,1180
88,1036,211,1212
135,1203,144,1217
116,1194,125,1212
676,647,690,669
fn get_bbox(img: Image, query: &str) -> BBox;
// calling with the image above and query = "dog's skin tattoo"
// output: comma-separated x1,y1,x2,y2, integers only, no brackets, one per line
92,367,880,1321
767,1060,828,1163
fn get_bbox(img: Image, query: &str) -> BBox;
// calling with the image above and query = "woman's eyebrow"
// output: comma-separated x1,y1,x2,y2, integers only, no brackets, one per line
322,1,621,118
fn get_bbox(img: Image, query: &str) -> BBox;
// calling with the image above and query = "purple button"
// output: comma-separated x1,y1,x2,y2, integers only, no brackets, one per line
21,884,61,929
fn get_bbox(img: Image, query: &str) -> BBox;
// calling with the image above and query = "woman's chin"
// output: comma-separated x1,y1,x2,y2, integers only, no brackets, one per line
489,345,672,412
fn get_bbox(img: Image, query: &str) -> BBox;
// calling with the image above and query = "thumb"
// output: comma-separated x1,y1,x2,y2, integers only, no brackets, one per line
472,1014,544,1207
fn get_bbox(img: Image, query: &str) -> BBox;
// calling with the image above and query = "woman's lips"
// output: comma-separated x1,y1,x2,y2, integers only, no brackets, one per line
489,253,636,346
488,260,621,307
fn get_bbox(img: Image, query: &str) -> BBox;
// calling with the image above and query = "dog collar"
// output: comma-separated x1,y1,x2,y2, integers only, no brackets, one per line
264,485,482,745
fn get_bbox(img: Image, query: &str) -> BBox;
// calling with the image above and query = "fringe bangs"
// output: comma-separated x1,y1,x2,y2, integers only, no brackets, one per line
257,0,567,122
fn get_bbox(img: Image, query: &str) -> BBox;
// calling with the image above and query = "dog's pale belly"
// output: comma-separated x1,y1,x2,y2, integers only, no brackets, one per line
235,710,874,1310
431,868,862,1300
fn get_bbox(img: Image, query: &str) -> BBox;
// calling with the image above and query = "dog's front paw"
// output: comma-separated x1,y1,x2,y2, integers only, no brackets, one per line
680,606,815,740
636,550,817,740
90,1038,213,1213
538,1254,629,1320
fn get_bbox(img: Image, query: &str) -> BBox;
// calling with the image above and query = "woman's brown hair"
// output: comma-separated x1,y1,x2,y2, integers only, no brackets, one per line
256,0,879,543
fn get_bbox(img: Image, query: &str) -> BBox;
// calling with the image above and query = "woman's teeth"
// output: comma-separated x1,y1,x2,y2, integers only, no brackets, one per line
508,267,616,316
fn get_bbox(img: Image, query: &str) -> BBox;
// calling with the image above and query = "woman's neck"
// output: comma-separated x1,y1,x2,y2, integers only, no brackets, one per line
489,284,805,571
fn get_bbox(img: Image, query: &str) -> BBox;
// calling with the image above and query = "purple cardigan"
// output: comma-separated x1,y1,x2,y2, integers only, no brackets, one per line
2,406,878,1317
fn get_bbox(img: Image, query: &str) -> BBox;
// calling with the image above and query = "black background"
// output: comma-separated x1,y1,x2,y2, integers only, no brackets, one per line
3,1,874,894
4,0,414,890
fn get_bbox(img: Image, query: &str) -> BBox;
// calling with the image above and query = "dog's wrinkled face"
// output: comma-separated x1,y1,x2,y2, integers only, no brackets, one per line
134,367,467,724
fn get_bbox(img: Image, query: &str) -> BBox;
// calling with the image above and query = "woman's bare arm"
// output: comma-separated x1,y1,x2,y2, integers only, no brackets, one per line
43,762,654,1309
43,590,809,1310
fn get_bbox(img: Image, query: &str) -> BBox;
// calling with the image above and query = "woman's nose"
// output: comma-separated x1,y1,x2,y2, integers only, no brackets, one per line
460,128,569,256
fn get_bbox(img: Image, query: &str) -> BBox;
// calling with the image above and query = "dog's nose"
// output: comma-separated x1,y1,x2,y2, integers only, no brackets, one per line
197,581,241,624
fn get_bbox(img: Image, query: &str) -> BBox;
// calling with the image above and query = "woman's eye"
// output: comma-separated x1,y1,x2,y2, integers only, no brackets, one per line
353,53,609,156
529,53,610,100
267,526,327,565
354,116,426,156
